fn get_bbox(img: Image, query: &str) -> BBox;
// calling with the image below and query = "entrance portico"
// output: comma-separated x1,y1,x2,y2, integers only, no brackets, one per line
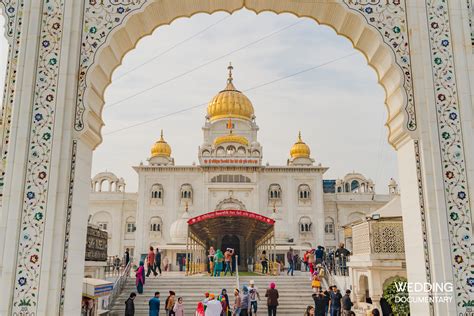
186,210,276,273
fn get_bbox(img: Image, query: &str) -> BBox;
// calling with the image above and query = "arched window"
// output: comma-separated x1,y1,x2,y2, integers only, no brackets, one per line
299,216,312,233
150,217,162,232
351,180,360,192
180,184,193,201
151,184,163,200
268,184,282,200
337,187,342,193
216,146,225,156
125,217,136,233
298,184,311,200
325,217,335,236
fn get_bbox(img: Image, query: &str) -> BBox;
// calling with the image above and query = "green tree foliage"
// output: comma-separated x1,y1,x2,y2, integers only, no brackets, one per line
383,276,410,315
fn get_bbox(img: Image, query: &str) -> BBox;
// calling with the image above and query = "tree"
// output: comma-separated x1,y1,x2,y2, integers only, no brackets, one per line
383,276,410,315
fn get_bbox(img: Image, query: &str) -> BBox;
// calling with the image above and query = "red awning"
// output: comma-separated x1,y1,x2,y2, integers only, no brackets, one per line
188,210,275,225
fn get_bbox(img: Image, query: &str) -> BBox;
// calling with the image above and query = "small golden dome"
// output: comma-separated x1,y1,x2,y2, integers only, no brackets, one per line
214,131,249,146
207,63,254,122
151,130,171,158
290,132,311,158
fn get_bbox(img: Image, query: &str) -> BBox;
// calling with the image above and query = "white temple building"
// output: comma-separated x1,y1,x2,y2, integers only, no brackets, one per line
88,65,399,270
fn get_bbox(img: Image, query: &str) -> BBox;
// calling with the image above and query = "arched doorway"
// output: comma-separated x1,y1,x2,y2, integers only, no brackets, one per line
0,1,471,315
221,235,241,268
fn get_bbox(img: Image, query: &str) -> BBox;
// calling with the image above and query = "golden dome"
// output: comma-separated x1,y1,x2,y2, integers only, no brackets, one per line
151,130,171,158
214,131,249,146
207,63,254,122
290,132,311,159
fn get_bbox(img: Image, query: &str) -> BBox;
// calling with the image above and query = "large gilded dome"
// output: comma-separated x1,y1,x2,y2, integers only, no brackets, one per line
151,130,171,158
290,132,311,159
207,64,254,122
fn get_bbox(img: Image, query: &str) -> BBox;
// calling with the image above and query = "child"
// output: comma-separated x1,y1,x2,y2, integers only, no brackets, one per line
311,272,321,293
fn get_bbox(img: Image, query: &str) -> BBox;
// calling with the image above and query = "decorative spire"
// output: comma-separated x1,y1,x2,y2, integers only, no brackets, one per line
297,131,302,142
227,62,233,84
160,129,164,141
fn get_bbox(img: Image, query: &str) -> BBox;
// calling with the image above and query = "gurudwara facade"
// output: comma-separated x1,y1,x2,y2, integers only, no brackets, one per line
88,66,399,267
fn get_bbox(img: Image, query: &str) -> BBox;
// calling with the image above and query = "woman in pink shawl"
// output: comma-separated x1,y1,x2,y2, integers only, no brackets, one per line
135,261,145,294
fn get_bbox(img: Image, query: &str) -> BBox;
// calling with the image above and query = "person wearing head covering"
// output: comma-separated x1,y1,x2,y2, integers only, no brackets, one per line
248,279,260,315
240,285,250,316
219,289,230,315
195,302,205,316
213,249,224,277
265,283,279,316
135,261,145,294
205,293,223,316
173,297,185,316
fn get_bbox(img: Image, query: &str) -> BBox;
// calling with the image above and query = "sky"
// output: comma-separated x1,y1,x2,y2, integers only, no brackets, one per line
0,10,397,192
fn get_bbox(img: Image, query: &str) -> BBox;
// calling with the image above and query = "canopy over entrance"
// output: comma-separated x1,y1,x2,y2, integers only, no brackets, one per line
187,210,275,243
184,210,277,275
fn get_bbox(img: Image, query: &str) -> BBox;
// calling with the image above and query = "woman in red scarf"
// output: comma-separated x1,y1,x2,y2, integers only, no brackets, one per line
135,261,145,294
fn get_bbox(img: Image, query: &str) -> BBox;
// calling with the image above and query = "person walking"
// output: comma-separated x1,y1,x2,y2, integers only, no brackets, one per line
329,286,342,316
260,251,268,275
241,286,250,316
125,292,136,316
265,283,279,316
341,290,353,315
149,292,161,316
165,291,176,316
173,297,185,316
224,248,234,276
124,248,130,267
196,302,205,316
205,294,223,316
135,261,145,294
334,243,350,276
155,248,162,275
114,255,121,275
286,248,294,276
315,246,324,265
248,280,260,315
146,246,158,277
247,255,254,272
233,289,241,316
220,289,230,316
213,249,224,277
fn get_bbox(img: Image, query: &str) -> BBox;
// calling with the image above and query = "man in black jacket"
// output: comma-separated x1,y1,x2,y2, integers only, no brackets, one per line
341,289,353,315
125,292,136,316
312,291,329,316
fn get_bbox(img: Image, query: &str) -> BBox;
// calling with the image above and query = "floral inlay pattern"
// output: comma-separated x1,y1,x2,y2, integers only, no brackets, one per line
74,0,147,131
12,0,65,314
0,0,19,41
426,0,473,312
0,0,23,198
343,0,416,131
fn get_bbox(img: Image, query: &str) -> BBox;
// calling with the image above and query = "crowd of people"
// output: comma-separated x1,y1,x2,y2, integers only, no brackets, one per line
208,247,236,277
124,280,280,316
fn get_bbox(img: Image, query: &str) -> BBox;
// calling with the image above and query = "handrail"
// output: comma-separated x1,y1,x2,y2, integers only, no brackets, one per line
107,260,132,308
235,255,240,290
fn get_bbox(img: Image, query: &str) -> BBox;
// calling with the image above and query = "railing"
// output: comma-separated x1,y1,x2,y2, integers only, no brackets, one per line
352,220,405,256
107,260,132,308
235,255,240,290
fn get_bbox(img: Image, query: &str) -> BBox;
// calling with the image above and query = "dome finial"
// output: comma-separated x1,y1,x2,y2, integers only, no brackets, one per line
298,131,303,142
227,62,233,84
160,129,164,140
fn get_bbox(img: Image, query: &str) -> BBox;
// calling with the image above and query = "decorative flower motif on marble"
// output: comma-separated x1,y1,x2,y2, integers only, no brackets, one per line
12,0,65,314
74,0,147,131
0,0,24,199
343,0,417,131
425,0,473,312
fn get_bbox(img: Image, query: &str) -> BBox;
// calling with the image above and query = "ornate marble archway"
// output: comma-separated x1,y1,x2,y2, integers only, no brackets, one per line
0,1,472,315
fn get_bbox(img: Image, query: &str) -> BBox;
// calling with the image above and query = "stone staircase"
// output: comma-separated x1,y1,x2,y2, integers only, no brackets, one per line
108,273,316,315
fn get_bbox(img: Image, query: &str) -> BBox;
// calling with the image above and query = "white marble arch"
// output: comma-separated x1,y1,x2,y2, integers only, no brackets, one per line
0,1,472,316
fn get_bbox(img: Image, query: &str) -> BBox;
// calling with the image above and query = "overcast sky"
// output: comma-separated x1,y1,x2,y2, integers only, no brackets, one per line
0,10,398,192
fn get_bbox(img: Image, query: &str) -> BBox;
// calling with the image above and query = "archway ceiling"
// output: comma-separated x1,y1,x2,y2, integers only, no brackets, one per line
188,210,274,244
